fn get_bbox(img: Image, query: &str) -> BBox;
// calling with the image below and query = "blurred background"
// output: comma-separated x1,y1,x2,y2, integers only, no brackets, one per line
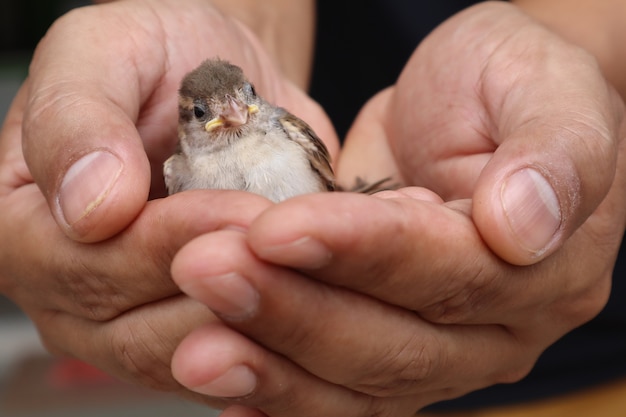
0,1,219,415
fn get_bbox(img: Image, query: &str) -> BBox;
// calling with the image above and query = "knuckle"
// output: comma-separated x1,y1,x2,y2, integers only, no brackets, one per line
352,335,440,397
422,263,499,324
109,321,178,392
275,287,341,358
61,262,129,322
555,265,612,327
23,84,89,154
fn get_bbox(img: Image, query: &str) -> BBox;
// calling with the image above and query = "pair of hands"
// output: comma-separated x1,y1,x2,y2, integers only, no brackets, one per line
1,1,625,416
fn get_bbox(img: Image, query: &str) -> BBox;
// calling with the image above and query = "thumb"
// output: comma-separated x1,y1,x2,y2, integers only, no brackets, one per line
23,77,150,242
21,9,155,242
472,96,623,265
23,86,151,242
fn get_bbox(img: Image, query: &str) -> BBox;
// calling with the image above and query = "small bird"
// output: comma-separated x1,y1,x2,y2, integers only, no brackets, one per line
164,58,336,202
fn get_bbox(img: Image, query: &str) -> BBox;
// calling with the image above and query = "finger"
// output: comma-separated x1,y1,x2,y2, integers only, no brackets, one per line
31,295,248,411
244,191,612,333
33,294,212,393
471,51,624,264
246,192,509,318
1,188,271,321
172,230,533,401
22,5,171,242
172,320,412,417
0,83,32,196
386,4,623,265
337,87,402,187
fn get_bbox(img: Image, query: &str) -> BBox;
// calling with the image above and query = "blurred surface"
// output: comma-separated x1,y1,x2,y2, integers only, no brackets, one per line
0,1,221,416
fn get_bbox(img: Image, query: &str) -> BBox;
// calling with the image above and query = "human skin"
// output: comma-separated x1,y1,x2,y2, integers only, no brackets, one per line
0,0,332,409
0,0,625,416
170,2,626,416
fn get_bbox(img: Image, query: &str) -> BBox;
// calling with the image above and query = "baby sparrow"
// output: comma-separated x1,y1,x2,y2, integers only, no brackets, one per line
164,58,335,202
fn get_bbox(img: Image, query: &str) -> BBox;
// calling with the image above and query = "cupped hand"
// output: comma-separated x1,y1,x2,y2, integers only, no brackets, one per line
170,3,626,416
20,0,336,242
1,82,275,406
0,0,335,405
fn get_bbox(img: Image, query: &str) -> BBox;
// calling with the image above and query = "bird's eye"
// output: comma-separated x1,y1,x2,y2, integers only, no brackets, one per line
193,104,206,119
244,82,256,97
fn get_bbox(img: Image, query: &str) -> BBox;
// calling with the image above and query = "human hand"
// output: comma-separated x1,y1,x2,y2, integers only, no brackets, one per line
20,0,335,243
0,0,335,405
170,3,626,416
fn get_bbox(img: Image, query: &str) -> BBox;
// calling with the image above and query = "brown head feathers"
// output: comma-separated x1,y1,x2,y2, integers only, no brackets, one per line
179,59,246,99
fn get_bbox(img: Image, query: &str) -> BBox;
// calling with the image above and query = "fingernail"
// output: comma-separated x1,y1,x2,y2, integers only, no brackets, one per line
58,151,123,225
258,236,332,269
191,365,257,398
184,273,259,321
501,168,561,255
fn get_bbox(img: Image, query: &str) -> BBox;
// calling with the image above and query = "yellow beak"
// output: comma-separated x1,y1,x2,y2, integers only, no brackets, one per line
205,102,260,132
205,118,224,132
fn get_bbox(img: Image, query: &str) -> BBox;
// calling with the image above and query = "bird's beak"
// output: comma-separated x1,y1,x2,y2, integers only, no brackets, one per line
205,96,259,132
248,104,259,115
205,118,224,132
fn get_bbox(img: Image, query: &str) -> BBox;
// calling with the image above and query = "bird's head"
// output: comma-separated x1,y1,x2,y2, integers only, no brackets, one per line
178,59,260,146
